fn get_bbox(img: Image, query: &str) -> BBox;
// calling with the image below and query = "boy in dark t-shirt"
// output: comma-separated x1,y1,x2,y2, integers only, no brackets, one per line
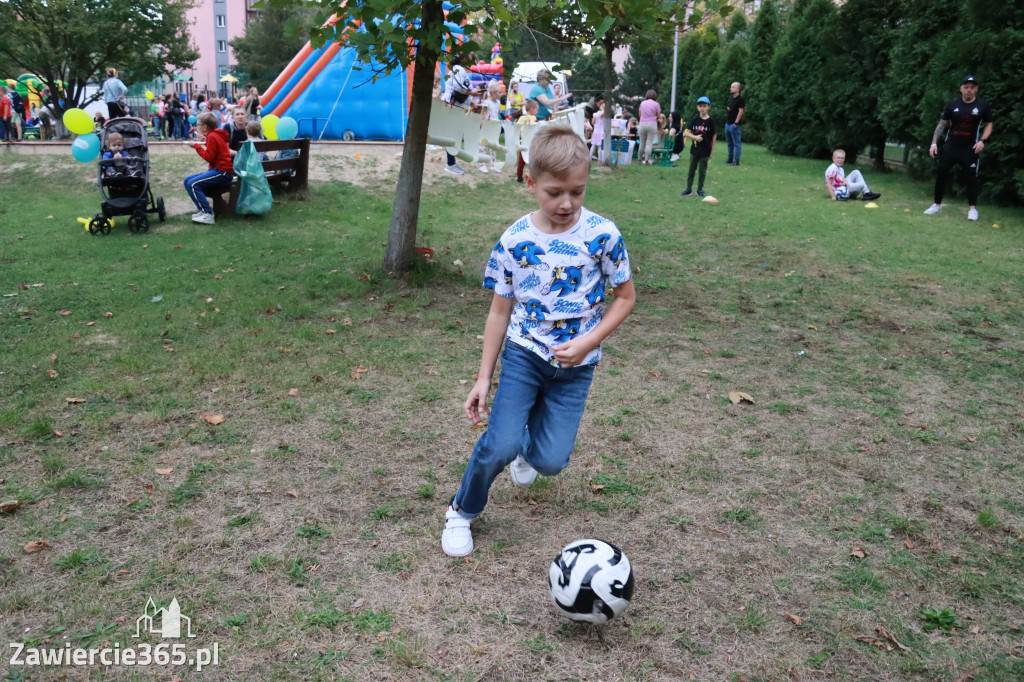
924,75,993,222
680,96,716,198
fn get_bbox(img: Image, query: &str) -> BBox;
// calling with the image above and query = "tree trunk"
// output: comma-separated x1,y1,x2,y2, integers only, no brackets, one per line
382,0,442,274
872,136,887,171
601,34,615,167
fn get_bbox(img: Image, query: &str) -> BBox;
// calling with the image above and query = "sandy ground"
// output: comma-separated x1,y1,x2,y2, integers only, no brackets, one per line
1,140,516,218
1,140,517,219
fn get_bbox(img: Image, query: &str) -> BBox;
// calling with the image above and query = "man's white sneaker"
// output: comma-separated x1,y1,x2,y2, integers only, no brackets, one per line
478,164,489,173
192,212,215,225
967,208,979,221
670,153,680,162
441,505,473,557
191,212,205,221
445,164,465,175
509,455,538,487
923,203,943,215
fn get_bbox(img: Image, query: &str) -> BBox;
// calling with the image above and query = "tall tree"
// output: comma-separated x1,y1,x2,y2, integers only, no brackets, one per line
231,7,320,91
0,0,197,118
743,0,786,145
821,0,900,167
763,0,835,157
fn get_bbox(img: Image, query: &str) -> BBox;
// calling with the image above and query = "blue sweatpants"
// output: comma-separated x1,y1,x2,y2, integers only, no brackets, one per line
184,169,233,214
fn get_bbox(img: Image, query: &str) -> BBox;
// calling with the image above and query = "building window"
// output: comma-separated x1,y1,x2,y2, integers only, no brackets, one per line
219,66,230,77
216,15,226,28
217,40,227,53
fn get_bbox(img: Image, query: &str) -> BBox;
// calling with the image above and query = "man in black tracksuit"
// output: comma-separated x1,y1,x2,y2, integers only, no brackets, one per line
923,75,993,222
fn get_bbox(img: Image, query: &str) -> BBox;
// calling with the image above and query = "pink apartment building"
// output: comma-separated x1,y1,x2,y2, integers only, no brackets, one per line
178,0,259,96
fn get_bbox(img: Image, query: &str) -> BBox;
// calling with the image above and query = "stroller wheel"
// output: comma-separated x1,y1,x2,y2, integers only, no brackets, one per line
89,213,109,236
157,196,166,222
128,210,150,234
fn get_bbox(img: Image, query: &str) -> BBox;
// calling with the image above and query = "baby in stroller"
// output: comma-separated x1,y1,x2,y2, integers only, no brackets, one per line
102,132,141,178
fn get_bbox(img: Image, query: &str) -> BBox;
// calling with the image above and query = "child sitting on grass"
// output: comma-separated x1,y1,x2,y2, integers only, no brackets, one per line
441,125,637,558
825,148,881,201
183,112,233,225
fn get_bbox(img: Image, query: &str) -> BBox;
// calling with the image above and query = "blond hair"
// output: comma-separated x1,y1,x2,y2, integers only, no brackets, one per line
197,112,219,129
106,132,124,147
528,126,590,179
245,120,262,137
524,99,539,114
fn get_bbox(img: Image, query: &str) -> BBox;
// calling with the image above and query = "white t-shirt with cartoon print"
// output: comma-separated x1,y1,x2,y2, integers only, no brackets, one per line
825,163,846,190
483,208,633,367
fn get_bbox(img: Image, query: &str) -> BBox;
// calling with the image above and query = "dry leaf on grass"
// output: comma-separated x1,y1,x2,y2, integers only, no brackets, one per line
50,354,58,363
155,468,174,475
24,540,52,554
288,388,299,397
202,413,225,425
728,391,755,405
787,612,803,626
1,500,23,514
46,369,58,378
850,547,869,559
350,366,368,380
876,625,911,651
65,397,86,404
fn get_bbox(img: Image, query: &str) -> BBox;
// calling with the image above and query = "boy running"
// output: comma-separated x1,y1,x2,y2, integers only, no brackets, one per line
442,126,636,557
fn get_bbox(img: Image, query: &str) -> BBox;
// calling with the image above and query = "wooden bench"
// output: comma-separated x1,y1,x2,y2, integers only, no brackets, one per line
211,138,310,216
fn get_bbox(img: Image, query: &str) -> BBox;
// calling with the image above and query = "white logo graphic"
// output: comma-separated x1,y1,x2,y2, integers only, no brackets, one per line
972,107,979,114
134,598,195,639
953,107,960,113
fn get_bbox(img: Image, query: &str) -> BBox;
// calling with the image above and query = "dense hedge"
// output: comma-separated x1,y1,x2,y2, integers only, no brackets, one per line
665,0,1024,204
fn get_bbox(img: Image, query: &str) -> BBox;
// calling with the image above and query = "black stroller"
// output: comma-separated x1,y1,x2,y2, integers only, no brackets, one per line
87,117,166,235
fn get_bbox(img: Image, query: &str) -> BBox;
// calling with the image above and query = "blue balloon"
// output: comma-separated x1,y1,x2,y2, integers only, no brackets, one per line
188,115,197,124
71,133,100,163
276,116,298,140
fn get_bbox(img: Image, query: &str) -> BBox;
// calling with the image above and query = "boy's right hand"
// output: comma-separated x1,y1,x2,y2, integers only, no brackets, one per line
464,379,491,425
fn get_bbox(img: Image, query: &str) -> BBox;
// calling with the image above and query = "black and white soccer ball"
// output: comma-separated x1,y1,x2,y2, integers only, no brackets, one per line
548,538,635,624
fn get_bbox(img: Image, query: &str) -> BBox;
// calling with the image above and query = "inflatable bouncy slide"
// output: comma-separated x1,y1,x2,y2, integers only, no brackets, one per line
260,6,475,141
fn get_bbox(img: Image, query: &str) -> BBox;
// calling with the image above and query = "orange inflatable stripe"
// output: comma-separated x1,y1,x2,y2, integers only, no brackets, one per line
262,43,314,103
260,11,344,106
267,41,344,117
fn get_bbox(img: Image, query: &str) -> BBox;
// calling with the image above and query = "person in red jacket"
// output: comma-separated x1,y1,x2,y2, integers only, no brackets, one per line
0,86,12,142
184,111,234,224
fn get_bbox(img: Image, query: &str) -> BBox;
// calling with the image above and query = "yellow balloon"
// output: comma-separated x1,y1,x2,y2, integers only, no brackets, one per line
63,108,94,135
261,114,279,140
145,90,154,100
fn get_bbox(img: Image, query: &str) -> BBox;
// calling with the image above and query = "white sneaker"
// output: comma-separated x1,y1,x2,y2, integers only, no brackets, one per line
670,153,679,162
191,212,205,221
923,203,943,215
441,505,473,557
445,164,465,175
509,455,538,487
192,212,215,225
478,164,489,173
967,208,979,221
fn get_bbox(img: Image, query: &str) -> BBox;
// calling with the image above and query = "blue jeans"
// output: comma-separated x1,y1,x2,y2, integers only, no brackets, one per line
725,123,741,162
184,169,233,213
453,342,595,518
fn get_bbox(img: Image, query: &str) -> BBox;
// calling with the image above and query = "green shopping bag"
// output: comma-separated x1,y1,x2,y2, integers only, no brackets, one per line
233,140,273,215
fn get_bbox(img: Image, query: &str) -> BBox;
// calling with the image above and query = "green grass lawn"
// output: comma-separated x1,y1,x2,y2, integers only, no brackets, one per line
1,144,1022,681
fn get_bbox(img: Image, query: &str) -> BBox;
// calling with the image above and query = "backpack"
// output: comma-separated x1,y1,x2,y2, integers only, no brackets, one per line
9,91,23,115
